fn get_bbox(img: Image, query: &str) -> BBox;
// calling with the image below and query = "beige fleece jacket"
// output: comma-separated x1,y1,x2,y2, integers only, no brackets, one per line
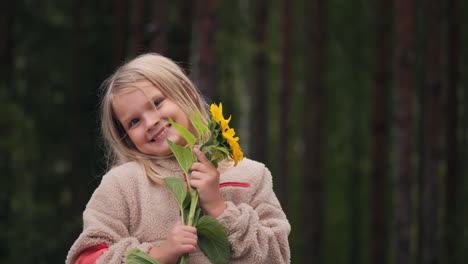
66,157,290,264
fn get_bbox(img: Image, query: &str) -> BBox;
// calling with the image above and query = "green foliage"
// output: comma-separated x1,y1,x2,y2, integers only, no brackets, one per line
127,248,163,264
190,110,209,140
166,140,195,175
186,189,199,227
196,216,230,264
169,118,197,149
163,177,188,221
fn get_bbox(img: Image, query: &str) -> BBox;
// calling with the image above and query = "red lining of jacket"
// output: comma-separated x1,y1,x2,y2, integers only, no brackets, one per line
219,182,251,188
75,242,108,264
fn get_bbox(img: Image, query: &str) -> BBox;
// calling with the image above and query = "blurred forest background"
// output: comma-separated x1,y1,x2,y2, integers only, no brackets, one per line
1,0,468,263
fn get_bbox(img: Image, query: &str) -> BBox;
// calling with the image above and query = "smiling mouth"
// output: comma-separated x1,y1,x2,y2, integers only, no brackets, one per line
150,125,171,143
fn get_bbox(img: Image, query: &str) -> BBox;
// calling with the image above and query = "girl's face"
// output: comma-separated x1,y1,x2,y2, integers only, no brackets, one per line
112,80,195,156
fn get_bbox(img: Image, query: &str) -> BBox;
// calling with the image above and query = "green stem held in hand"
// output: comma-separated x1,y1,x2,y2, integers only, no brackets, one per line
187,191,199,227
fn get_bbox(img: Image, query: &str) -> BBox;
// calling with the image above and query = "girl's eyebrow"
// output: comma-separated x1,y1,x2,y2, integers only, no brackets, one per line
119,112,135,127
117,104,144,125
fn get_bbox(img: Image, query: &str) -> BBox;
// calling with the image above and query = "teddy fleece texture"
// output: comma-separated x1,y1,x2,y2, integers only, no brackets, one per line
66,157,291,264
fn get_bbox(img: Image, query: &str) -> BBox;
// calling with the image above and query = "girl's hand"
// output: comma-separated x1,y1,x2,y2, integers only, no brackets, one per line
190,148,227,218
148,222,197,264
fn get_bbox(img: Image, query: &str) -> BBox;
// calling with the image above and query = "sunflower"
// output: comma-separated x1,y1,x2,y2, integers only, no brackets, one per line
210,103,244,166
222,127,244,166
228,139,244,166
210,103,231,132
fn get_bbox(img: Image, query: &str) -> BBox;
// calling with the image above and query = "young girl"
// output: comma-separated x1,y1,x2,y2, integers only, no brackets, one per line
66,53,290,264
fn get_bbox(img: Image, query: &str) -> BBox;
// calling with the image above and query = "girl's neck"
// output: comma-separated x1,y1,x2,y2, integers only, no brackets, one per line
153,156,182,173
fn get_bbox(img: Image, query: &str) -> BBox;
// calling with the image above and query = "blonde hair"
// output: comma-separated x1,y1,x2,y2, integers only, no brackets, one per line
100,53,209,184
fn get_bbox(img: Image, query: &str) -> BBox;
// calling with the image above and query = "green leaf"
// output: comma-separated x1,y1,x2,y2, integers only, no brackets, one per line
126,248,162,264
196,216,230,264
213,145,230,156
190,110,209,137
183,190,191,209
184,207,191,224
166,139,195,174
193,207,201,227
163,177,187,210
208,119,217,131
169,118,196,148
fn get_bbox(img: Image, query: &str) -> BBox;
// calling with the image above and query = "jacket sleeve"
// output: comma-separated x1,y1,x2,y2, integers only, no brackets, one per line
66,172,154,264
216,166,291,264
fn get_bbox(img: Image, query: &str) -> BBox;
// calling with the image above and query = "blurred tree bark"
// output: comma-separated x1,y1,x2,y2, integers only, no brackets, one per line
420,0,444,263
278,0,292,213
0,1,14,87
150,0,168,54
113,0,127,66
370,0,392,263
251,0,268,164
303,0,326,263
192,0,217,100
173,0,194,67
69,0,87,215
0,0,15,258
445,0,460,262
129,0,146,57
394,0,416,263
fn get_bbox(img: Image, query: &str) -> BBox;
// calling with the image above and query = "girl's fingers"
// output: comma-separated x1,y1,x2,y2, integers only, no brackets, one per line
190,178,201,189
190,162,202,172
193,148,210,164
181,225,197,234
191,162,210,173
190,171,203,180
182,235,198,243
191,161,215,173
180,245,197,253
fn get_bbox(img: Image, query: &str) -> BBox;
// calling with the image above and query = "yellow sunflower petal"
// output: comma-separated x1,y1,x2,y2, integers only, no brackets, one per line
229,140,244,166
210,103,225,123
220,117,231,131
223,128,236,139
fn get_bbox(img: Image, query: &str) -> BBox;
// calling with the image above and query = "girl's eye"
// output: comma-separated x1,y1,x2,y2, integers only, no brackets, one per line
129,118,139,128
154,98,164,107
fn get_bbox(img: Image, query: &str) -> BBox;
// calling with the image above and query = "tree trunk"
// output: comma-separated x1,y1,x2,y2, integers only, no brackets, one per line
173,0,194,68
150,0,168,54
350,108,363,264
192,0,217,100
445,0,460,262
0,0,15,93
251,0,268,164
129,0,146,57
370,0,392,263
0,1,15,257
278,0,292,213
112,0,127,66
394,0,416,263
420,1,444,263
303,0,326,263
69,0,87,216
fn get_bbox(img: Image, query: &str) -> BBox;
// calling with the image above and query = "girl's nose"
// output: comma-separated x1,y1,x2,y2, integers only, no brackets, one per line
145,108,160,128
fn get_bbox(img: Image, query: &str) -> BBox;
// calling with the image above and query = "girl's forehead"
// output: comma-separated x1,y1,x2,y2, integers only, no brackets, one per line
133,80,161,93
116,80,163,97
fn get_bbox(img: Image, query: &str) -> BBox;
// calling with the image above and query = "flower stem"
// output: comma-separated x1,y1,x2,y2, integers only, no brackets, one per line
187,191,199,226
